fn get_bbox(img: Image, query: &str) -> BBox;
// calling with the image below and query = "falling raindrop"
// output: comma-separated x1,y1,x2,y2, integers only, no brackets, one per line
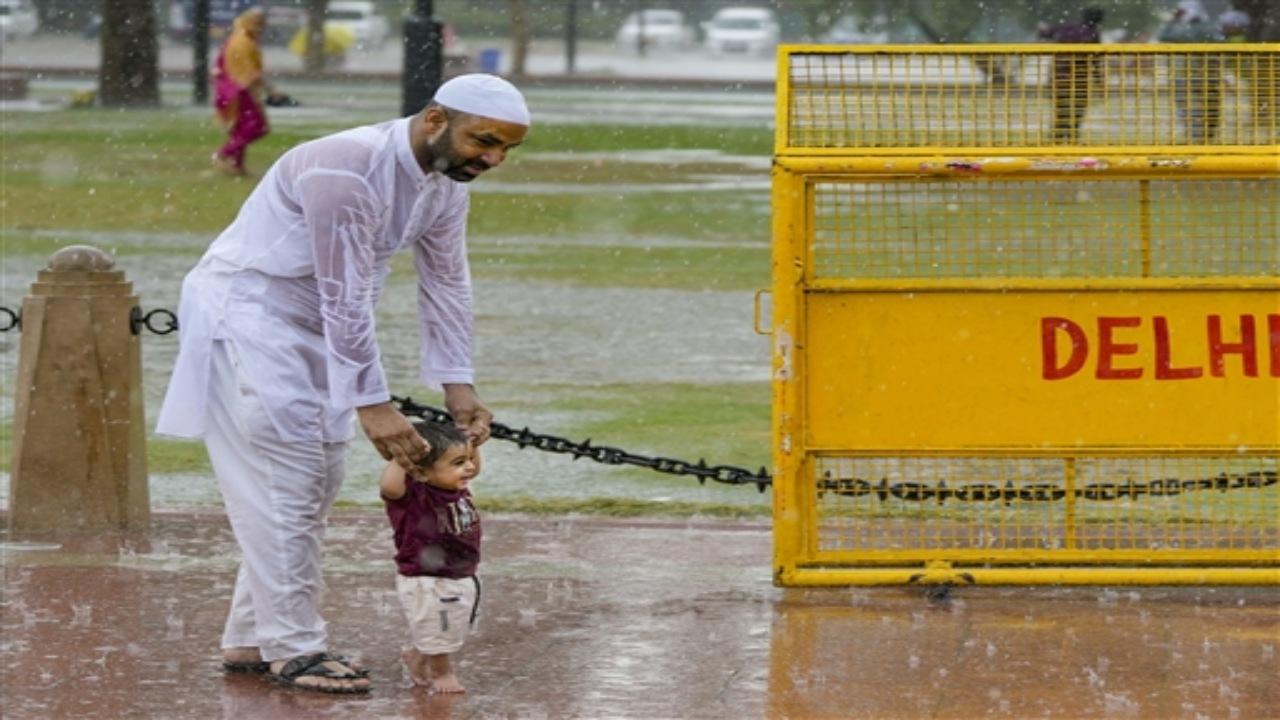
69,602,92,627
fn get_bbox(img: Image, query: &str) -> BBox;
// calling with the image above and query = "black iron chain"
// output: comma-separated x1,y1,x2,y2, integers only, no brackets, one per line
130,307,179,335
394,395,773,492
0,306,20,332
2,303,179,335
397,396,1277,502
818,471,1278,504
2,305,179,335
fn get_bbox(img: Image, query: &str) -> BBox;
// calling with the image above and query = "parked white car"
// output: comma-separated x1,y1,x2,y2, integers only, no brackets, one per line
325,0,388,50
615,8,695,52
703,7,779,57
0,0,39,40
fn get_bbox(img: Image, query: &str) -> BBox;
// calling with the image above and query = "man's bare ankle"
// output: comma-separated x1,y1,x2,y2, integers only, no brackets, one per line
222,647,262,662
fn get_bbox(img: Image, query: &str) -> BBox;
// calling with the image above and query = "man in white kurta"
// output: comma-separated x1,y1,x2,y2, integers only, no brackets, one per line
157,74,529,693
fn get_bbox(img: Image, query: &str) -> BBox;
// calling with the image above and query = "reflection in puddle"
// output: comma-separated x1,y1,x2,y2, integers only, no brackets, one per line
0,542,63,552
475,178,769,195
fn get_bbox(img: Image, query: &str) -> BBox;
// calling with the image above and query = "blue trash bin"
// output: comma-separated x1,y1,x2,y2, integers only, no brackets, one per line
478,48,501,74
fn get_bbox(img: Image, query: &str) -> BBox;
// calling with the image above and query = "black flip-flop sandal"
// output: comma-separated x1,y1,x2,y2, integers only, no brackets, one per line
270,652,371,694
329,653,371,679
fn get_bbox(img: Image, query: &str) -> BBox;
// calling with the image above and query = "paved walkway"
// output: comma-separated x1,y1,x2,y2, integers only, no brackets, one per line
2,511,1277,719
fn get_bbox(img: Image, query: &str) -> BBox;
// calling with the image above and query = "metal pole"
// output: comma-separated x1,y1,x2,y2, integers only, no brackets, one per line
193,0,210,104
565,0,577,75
635,0,646,57
402,0,444,117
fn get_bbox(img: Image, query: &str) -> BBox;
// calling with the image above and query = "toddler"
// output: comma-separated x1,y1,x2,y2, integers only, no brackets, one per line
381,421,482,693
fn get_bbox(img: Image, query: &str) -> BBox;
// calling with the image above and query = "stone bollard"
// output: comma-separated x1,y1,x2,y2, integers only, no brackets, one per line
8,246,149,533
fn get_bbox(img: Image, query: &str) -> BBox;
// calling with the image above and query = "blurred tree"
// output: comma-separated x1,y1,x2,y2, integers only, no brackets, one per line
304,0,329,74
905,0,986,42
776,0,883,41
893,0,1159,44
99,0,160,106
31,0,97,32
904,0,1015,83
509,0,530,76
777,0,839,40
899,0,1166,83
1232,0,1279,40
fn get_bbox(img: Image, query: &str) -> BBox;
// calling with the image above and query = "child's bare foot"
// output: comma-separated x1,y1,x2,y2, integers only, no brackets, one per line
401,649,430,686
428,673,465,694
425,653,464,694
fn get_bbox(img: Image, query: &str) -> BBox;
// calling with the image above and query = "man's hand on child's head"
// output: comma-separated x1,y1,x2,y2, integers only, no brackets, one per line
358,402,432,472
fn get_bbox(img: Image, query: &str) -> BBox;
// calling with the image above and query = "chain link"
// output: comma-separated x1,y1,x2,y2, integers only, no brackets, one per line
818,471,1277,504
0,305,178,335
394,395,773,492
396,395,1277,501
0,305,20,332
130,307,179,335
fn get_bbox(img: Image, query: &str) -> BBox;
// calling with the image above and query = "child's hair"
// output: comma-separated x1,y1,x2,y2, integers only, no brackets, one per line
412,421,470,465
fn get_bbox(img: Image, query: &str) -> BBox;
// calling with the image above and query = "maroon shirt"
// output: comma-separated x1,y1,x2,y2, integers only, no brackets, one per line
384,480,481,578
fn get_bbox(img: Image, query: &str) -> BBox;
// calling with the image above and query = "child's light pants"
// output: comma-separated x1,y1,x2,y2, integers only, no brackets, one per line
204,341,349,663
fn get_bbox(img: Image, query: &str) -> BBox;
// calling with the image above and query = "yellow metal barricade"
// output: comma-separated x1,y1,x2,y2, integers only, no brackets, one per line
770,45,1279,586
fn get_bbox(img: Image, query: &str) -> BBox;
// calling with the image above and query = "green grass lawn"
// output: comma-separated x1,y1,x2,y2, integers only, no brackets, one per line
0,110,770,235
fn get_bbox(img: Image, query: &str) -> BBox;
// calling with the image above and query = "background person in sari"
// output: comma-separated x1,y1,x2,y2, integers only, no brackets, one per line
213,8,271,176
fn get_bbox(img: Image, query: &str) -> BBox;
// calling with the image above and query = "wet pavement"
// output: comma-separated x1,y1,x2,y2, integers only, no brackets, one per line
2,510,1278,719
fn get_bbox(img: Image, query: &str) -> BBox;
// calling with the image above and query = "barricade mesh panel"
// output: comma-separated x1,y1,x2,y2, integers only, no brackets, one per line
811,178,1279,279
775,46,1280,583
813,456,1279,555
787,49,1279,148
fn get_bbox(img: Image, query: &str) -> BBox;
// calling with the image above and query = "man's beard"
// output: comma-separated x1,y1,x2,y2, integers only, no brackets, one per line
427,131,487,182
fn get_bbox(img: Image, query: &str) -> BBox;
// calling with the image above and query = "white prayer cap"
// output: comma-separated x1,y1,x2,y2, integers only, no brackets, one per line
432,74,531,126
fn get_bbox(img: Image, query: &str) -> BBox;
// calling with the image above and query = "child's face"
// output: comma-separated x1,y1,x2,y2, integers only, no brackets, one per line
418,443,477,492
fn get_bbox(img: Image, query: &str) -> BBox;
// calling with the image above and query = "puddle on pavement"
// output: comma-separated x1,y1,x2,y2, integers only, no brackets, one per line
481,233,763,250
476,178,769,194
521,147,771,168
0,542,63,552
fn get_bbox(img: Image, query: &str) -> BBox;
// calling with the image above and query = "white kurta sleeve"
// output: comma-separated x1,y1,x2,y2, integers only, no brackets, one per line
415,193,475,387
297,167,392,409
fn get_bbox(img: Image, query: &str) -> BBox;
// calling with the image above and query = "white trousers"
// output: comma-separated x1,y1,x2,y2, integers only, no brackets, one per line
204,341,349,662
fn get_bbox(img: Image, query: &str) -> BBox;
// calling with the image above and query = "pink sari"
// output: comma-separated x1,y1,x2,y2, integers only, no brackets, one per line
212,38,268,171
